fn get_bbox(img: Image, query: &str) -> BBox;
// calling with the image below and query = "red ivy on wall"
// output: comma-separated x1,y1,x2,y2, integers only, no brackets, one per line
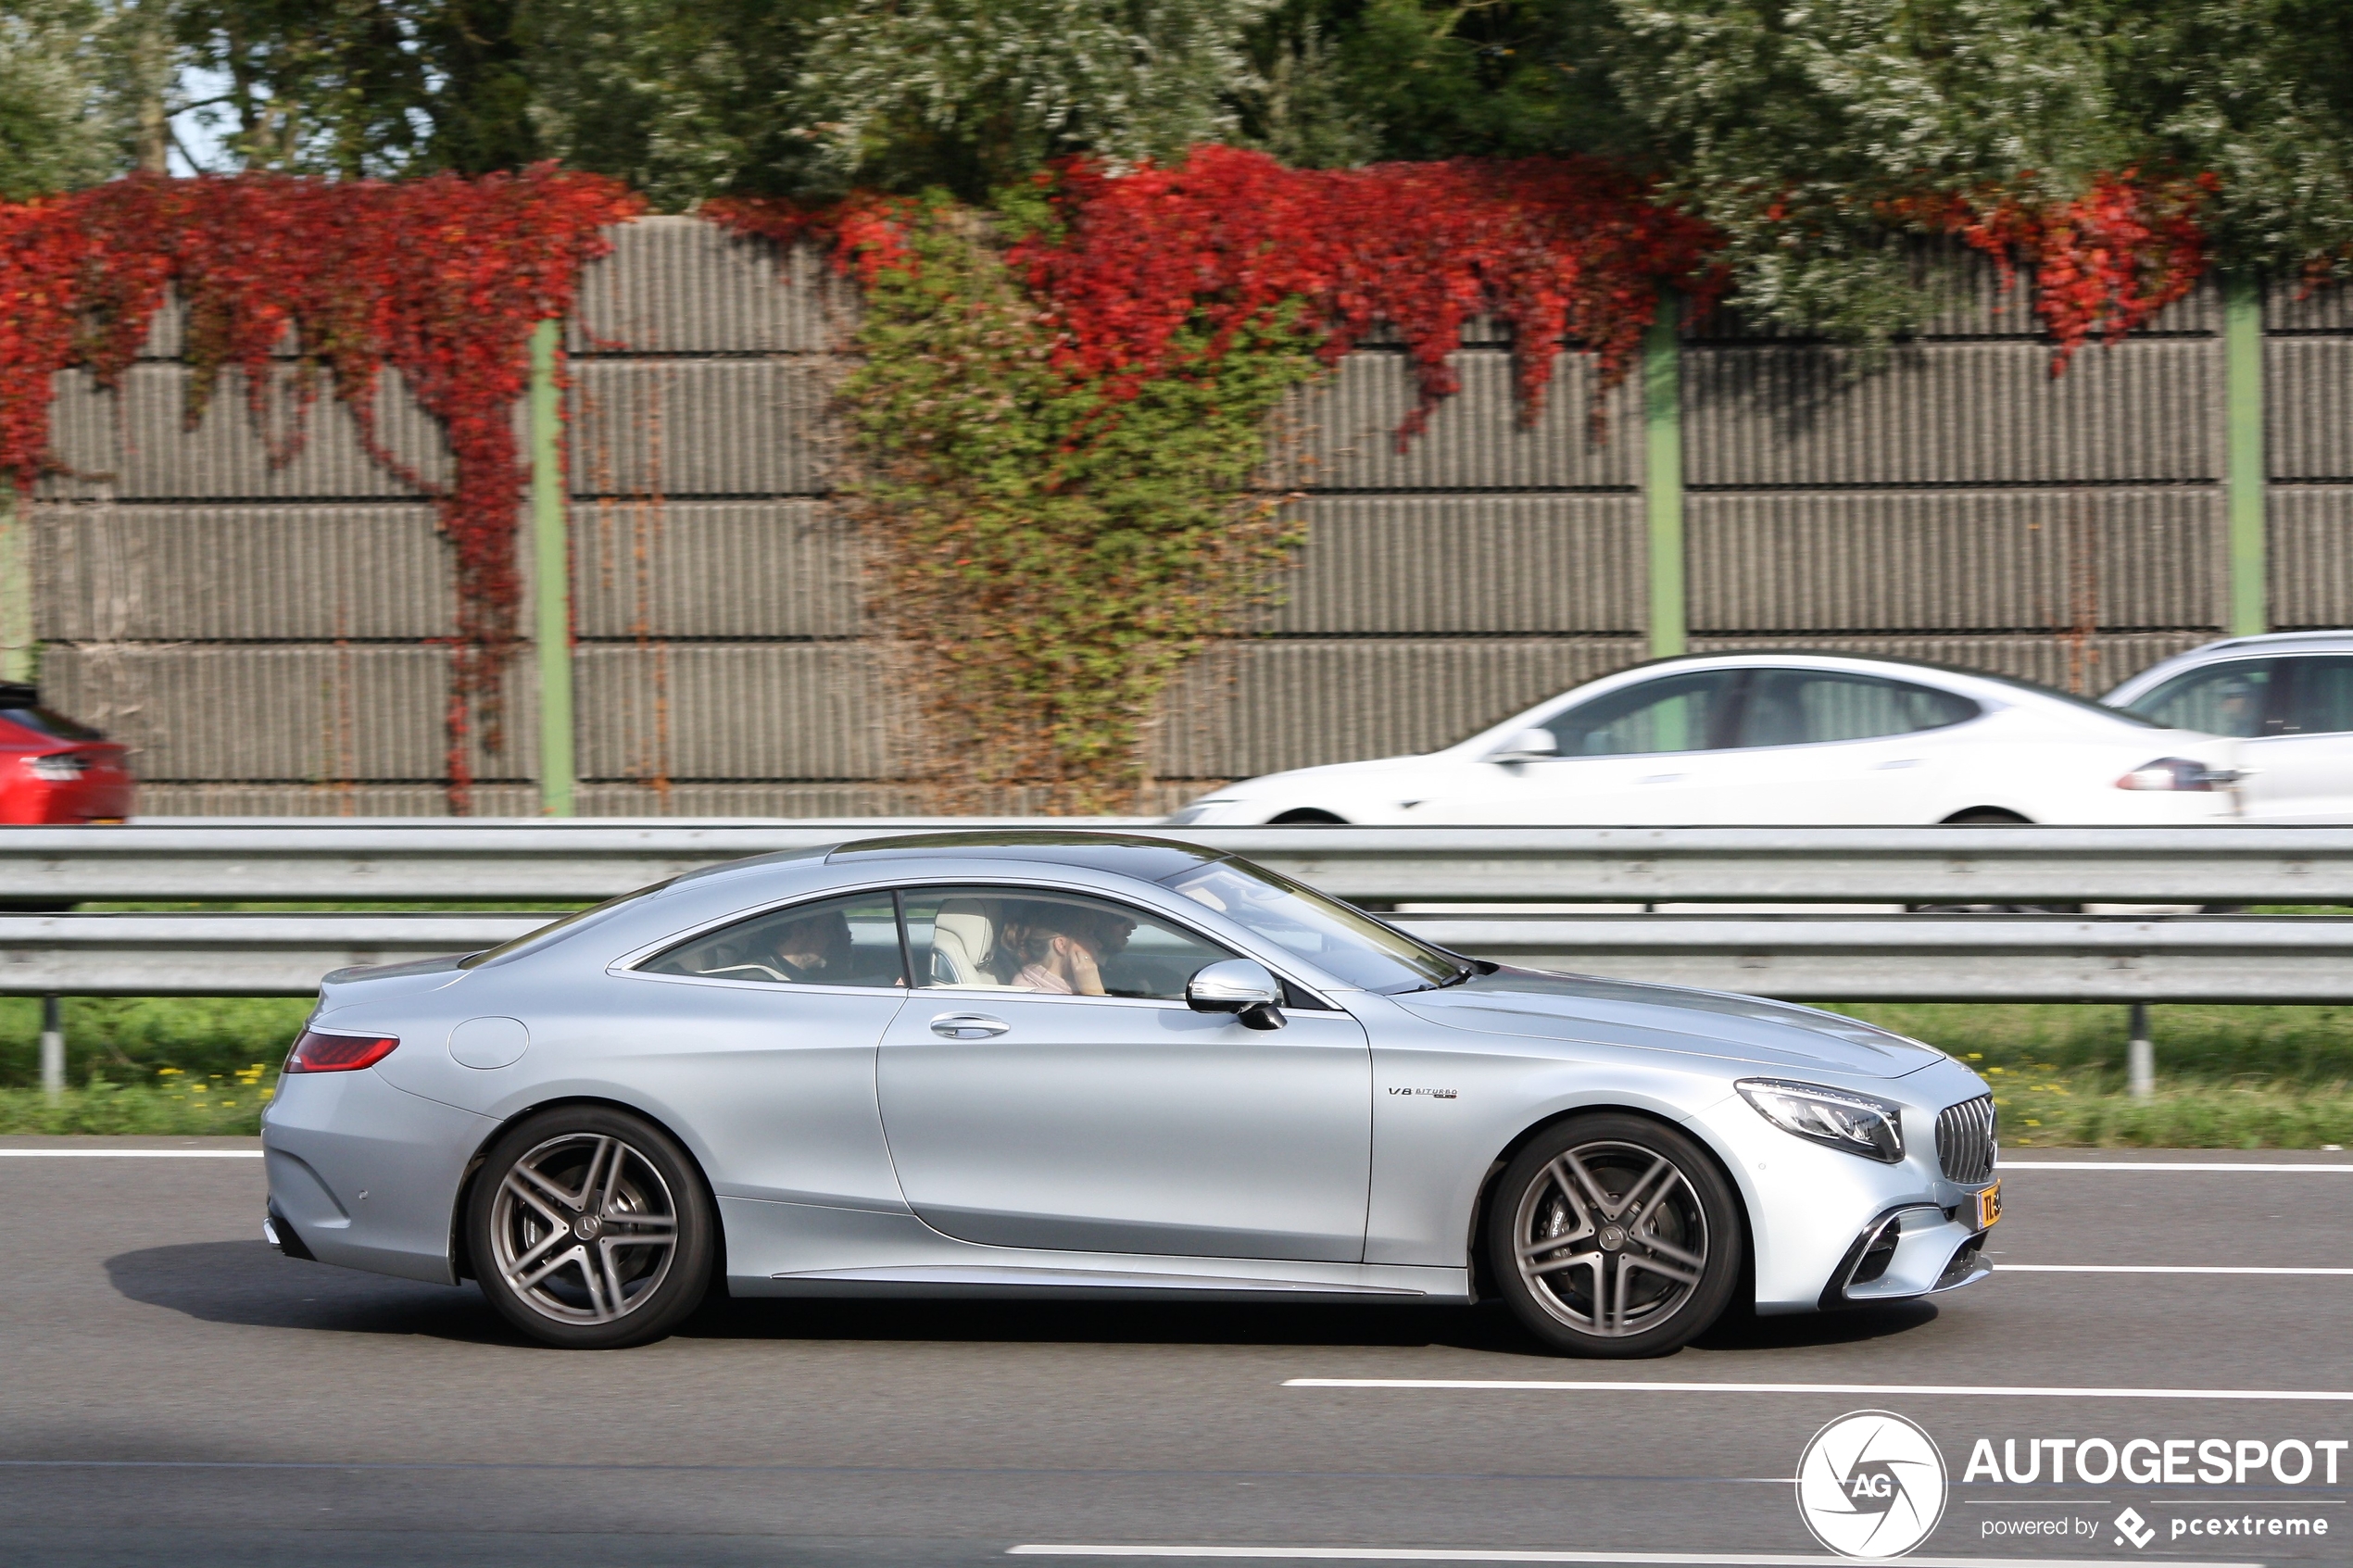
1894,171,2216,369
0,167,640,809
717,146,1729,444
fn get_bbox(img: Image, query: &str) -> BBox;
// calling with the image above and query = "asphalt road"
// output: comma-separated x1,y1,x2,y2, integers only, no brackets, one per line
6,1138,2352,1567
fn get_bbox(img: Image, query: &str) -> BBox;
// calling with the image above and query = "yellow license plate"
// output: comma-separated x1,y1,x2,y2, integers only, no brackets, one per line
1975,1180,2003,1231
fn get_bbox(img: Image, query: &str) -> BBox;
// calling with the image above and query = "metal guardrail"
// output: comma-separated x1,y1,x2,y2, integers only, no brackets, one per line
1395,914,2353,1002
0,914,539,995
5,910,2350,1003
13,820,2353,904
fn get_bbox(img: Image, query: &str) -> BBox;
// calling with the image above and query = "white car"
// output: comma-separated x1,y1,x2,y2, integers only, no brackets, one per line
2105,631,2353,822
1167,652,2243,826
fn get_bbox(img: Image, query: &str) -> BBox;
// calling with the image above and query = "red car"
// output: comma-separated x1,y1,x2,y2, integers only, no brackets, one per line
0,685,133,823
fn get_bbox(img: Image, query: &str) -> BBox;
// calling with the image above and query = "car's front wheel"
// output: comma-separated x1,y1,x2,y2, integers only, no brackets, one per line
1487,1113,1742,1358
468,1105,714,1348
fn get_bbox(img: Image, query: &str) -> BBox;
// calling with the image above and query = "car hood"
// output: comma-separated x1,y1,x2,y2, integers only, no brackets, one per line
1393,967,1946,1080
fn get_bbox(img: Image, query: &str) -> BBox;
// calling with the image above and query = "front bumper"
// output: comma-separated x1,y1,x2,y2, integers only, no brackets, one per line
1818,1201,1993,1309
1686,1059,2000,1313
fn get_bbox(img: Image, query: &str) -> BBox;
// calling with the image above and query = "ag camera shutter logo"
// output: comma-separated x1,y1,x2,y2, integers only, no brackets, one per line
1795,1411,1949,1557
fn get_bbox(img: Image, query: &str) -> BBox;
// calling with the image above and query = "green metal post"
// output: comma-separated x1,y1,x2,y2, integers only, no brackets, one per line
1643,302,1686,659
530,319,576,817
2224,272,2268,636
0,488,33,684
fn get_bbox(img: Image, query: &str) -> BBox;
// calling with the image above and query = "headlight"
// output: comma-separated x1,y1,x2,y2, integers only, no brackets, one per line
1737,1078,1905,1163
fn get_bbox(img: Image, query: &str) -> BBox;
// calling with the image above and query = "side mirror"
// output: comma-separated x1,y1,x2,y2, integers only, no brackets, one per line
1491,727,1558,762
1186,959,1287,1031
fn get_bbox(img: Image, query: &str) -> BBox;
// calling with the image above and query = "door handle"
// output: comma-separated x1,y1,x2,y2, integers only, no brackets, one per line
930,1013,1010,1040
1874,758,1925,770
1639,772,1688,785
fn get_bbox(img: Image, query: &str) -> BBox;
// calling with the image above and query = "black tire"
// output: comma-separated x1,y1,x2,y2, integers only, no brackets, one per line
1942,809,2031,825
1486,1113,1743,1358
1268,809,1348,825
467,1105,715,1349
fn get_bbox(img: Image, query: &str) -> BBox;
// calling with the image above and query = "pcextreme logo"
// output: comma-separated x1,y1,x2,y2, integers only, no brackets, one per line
1795,1411,1949,1558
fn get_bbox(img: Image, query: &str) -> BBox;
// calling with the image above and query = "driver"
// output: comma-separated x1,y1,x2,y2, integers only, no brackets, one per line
1000,904,1134,996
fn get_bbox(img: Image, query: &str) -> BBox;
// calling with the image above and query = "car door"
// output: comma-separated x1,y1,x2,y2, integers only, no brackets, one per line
875,885,1373,1263
2246,656,2353,822
1713,668,1986,823
1416,668,1749,823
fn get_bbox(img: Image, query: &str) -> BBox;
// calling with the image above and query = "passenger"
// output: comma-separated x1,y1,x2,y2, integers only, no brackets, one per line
1000,904,1135,996
758,907,855,983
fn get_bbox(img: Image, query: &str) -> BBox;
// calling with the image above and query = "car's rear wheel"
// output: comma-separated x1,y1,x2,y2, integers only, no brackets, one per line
469,1106,714,1349
1488,1113,1742,1358
1268,809,1347,825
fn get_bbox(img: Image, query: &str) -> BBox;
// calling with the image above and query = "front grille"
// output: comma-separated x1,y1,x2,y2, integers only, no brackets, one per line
1936,1095,1998,1185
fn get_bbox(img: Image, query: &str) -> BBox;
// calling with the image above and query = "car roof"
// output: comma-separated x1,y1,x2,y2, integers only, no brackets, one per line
825,829,1220,884
2188,630,2353,652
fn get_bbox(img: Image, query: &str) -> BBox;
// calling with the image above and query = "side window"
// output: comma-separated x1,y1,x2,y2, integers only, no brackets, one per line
640,893,906,987
900,887,1237,1001
1738,670,1979,747
2284,658,2353,735
2124,659,2276,738
1542,671,1741,757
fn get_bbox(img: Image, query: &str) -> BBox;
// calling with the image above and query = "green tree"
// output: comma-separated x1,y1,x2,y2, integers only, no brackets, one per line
797,0,1273,198
1605,0,2353,339
1,0,121,196
522,0,824,207
170,0,535,176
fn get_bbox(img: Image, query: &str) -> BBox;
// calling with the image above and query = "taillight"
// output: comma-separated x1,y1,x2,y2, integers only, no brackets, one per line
2115,757,2238,792
23,753,87,782
283,1030,399,1073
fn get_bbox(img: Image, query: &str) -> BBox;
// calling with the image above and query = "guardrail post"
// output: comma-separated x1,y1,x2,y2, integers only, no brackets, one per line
2224,272,2267,636
2126,999,2155,1100
1643,297,1685,659
38,993,62,1098
530,318,577,818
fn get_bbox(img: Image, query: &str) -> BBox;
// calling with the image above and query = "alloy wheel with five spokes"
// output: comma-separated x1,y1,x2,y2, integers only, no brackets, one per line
469,1107,712,1348
1489,1114,1741,1357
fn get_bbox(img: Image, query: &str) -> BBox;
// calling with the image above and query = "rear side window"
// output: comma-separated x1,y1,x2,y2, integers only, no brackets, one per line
2124,659,2276,737
1736,670,1980,747
1544,670,1741,757
2282,657,2353,736
643,893,906,987
1,706,103,742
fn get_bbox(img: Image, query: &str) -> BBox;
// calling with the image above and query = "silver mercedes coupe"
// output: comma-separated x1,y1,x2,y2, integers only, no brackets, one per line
260,831,2001,1353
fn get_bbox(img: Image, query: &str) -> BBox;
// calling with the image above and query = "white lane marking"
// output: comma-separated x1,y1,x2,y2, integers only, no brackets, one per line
2001,1160,2353,1172
1007,1547,2259,1568
1283,1379,2353,1401
2000,1262,2353,1275
0,1149,261,1158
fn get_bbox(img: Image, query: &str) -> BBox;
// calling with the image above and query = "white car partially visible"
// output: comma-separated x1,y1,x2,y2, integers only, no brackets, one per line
2105,631,2353,822
1168,652,2243,827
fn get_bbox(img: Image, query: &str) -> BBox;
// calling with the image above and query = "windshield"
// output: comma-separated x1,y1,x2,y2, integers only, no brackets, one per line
1157,857,1465,993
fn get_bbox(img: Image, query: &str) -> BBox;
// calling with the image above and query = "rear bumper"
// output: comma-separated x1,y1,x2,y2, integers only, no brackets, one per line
260,1066,495,1286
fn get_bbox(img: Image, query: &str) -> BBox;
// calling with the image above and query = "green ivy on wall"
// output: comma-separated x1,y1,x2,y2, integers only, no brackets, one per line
838,194,1324,811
